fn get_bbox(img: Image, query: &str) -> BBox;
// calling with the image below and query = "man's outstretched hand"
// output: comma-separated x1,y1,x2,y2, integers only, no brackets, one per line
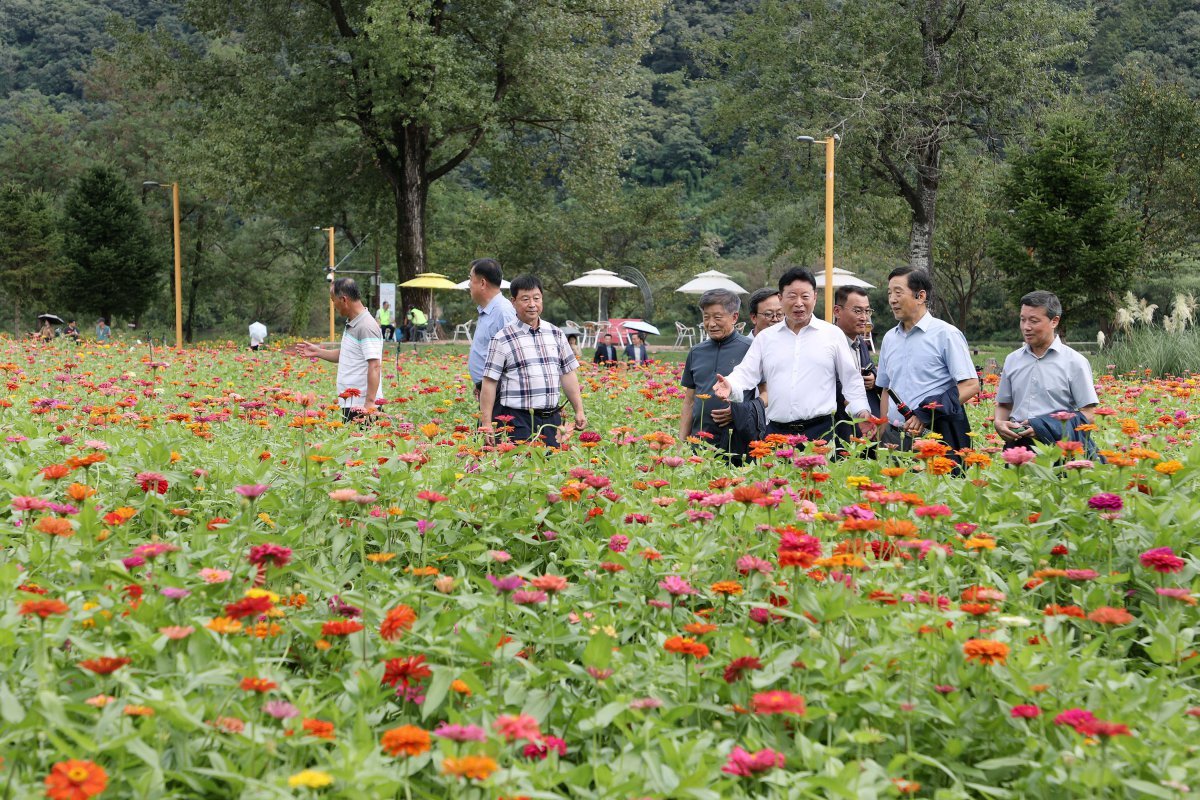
711,374,732,401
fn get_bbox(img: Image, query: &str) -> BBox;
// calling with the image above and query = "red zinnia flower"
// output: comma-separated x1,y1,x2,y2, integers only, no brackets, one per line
723,656,764,684
224,595,274,620
240,677,278,693
79,656,131,675
382,655,432,688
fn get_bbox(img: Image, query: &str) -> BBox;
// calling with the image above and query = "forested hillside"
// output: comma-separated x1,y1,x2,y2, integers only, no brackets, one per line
1,0,1197,340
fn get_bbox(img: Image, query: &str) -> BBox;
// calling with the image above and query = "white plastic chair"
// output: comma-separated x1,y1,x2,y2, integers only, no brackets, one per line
674,321,696,348
452,319,474,343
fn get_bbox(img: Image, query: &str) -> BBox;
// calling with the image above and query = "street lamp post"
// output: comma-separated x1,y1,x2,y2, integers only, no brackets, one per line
142,181,183,349
325,227,335,341
796,135,839,322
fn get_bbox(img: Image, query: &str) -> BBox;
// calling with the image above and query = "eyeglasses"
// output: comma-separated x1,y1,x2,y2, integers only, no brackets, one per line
756,311,785,320
848,308,873,317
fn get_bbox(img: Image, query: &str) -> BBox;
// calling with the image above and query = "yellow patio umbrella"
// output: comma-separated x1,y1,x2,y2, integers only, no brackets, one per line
398,272,460,339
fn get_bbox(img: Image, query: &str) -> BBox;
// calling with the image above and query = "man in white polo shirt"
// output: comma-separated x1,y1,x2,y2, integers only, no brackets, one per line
296,278,384,422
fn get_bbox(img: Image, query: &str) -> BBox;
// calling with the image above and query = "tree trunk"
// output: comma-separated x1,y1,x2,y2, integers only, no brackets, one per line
908,140,941,306
186,211,204,343
393,124,432,319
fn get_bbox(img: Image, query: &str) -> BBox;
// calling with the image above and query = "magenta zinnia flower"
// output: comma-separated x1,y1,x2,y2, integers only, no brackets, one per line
1139,546,1185,574
234,484,270,499
487,574,524,593
1010,704,1041,719
1088,493,1123,511
722,746,784,777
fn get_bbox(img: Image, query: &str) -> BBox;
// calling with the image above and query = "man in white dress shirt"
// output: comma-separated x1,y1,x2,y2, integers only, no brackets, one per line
713,267,877,444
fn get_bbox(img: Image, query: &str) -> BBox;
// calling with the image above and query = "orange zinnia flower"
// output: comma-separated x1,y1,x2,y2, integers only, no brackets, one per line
19,599,70,618
710,581,743,596
35,517,74,537
240,677,277,693
302,718,336,739
663,636,709,659
380,724,431,757
44,759,107,800
79,656,131,675
881,518,919,538
683,622,718,635
962,638,1009,666
1087,606,1134,625
321,619,364,637
66,483,97,502
442,754,499,780
41,463,72,481
380,604,418,641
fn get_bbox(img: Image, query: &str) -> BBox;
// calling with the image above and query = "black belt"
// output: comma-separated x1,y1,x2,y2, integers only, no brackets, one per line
501,404,562,419
773,414,833,431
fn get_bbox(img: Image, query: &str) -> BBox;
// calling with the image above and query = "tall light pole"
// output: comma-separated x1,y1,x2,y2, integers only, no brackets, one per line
797,134,839,321
325,227,336,341
142,181,183,349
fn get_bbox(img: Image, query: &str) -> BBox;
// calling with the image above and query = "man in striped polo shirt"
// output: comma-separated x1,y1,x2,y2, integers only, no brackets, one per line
297,278,384,422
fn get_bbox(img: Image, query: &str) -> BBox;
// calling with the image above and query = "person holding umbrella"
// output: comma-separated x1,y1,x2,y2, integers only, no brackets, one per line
38,319,54,343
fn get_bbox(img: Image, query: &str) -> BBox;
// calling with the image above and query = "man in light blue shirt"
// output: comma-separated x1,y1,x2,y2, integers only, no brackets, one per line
467,257,517,396
876,266,979,451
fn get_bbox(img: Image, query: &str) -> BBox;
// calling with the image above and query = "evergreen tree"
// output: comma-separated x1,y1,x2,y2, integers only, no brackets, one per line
992,114,1142,332
61,166,161,324
0,182,67,335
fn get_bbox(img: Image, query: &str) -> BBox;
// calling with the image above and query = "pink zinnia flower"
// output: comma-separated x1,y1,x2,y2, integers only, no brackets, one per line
198,568,232,584
1053,708,1096,731
512,590,548,605
234,484,270,499
1139,546,1185,574
522,736,567,760
658,575,698,596
608,534,629,553
722,746,784,777
736,555,774,575
433,723,487,742
1011,705,1041,719
1001,447,1036,466
159,625,194,639
493,713,541,742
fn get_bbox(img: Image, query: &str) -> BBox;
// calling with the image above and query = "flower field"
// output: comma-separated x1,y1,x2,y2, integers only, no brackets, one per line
2,340,1198,799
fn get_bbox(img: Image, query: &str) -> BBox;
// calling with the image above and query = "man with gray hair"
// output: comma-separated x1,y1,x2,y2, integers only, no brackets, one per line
679,288,754,460
296,277,384,422
995,290,1099,455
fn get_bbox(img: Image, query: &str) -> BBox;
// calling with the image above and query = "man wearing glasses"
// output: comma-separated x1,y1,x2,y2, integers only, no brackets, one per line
832,286,882,447
747,288,783,336
713,268,877,445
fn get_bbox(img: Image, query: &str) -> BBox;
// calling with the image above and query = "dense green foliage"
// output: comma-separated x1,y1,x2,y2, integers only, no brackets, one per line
0,182,68,335
60,167,162,324
992,114,1143,334
0,0,1198,340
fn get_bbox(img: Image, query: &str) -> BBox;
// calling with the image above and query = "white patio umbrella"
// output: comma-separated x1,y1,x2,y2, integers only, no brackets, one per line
564,269,637,321
675,270,748,295
813,268,875,289
622,320,661,336
454,278,510,290
248,321,267,341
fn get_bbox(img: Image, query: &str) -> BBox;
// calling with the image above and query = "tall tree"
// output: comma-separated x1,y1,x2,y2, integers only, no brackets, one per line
0,182,68,335
992,113,1142,332
121,0,663,312
709,0,1089,279
933,150,1005,332
61,166,161,324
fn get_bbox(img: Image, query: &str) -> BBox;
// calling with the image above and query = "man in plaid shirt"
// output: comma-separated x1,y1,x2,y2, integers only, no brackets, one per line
479,274,588,447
